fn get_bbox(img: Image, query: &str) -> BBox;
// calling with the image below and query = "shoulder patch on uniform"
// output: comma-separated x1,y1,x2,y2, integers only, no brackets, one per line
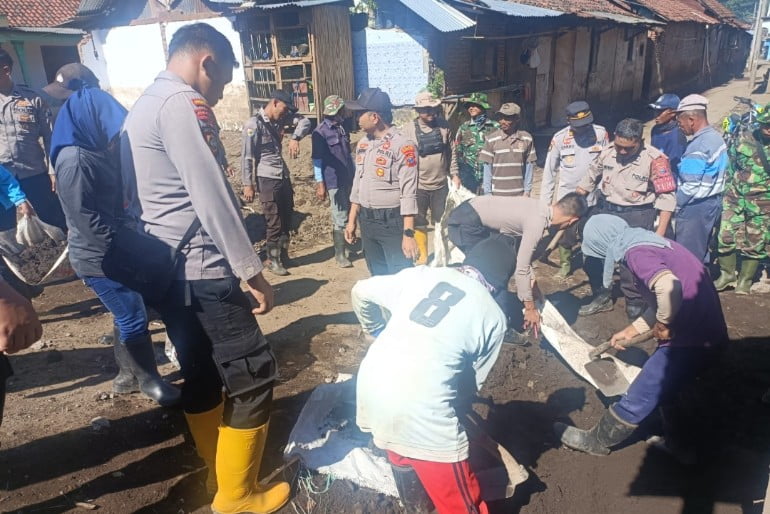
191,97,222,159
401,144,415,155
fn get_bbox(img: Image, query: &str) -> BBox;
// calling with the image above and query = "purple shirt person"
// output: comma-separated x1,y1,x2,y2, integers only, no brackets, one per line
555,214,726,459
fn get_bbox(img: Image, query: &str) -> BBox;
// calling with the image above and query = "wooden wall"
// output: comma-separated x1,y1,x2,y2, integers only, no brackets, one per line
311,4,355,118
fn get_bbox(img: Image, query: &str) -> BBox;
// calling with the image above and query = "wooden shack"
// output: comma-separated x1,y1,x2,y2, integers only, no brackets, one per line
233,0,354,119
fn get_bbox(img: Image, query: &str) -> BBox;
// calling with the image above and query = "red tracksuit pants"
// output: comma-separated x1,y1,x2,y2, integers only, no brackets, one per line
387,450,489,514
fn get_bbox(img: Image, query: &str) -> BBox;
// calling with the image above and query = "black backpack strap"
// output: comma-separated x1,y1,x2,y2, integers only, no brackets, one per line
753,133,770,174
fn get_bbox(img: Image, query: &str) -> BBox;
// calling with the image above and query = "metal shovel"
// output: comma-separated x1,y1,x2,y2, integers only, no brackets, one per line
583,330,654,396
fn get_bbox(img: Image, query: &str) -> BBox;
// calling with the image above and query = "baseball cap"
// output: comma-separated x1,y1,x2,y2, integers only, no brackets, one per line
271,90,298,113
676,94,708,112
346,87,393,113
323,95,344,116
565,101,593,127
415,91,441,108
462,234,517,293
43,63,100,100
649,93,680,111
497,103,521,116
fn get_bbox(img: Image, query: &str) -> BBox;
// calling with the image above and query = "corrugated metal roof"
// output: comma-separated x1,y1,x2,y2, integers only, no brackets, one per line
453,0,563,18
13,26,85,34
397,0,475,32
583,10,662,25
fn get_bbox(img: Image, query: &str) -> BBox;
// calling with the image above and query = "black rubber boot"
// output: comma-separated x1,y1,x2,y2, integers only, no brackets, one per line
115,335,181,407
578,287,613,316
554,407,637,456
112,328,139,394
333,230,352,268
625,301,646,321
266,243,288,276
503,327,530,346
279,234,293,268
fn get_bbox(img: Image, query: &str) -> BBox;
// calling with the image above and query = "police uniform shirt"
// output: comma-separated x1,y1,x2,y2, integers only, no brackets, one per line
478,128,536,196
468,196,552,302
350,126,419,214
353,266,506,462
579,145,676,212
121,71,263,282
0,84,52,179
241,109,311,185
541,124,608,205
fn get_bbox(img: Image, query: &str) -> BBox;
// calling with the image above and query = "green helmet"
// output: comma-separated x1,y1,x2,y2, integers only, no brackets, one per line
463,92,491,110
756,103,770,124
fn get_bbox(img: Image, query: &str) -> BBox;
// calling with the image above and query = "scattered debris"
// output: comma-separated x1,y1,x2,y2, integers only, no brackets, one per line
90,417,110,431
75,501,98,510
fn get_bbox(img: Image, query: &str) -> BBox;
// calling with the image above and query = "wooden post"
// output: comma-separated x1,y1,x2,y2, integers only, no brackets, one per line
749,0,769,91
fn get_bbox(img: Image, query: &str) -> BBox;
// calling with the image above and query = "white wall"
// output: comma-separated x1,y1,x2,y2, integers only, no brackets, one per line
84,16,249,127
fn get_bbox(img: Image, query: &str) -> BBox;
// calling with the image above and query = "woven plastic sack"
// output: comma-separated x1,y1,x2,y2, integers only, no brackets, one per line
16,215,66,247
431,178,476,267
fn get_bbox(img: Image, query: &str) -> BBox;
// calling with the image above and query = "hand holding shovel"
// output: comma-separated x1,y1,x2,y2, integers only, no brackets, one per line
584,330,655,396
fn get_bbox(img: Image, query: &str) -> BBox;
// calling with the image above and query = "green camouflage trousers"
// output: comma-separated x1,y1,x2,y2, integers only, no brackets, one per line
718,187,770,259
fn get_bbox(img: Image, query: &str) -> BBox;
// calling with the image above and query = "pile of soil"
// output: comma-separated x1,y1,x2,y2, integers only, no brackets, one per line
9,237,67,284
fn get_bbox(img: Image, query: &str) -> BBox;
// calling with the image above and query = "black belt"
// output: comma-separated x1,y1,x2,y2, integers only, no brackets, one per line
603,202,654,213
359,206,400,221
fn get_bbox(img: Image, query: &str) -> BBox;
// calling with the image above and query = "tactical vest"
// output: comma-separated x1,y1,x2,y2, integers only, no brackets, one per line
414,121,445,157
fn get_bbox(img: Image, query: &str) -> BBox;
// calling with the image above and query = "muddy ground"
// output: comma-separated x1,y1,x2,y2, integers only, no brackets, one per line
2,77,770,514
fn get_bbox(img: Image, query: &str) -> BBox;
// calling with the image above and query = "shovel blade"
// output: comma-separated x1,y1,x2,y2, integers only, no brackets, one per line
584,358,630,396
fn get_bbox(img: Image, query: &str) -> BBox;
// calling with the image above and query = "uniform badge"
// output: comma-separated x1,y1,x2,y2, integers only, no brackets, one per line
359,142,369,150
247,128,255,137
376,167,385,177
405,156,417,167
356,155,364,164
564,155,575,166
382,142,391,150
376,156,387,166
401,145,416,155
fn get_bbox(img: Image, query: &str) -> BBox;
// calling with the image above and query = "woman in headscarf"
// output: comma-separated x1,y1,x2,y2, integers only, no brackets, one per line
47,63,179,407
554,214,727,457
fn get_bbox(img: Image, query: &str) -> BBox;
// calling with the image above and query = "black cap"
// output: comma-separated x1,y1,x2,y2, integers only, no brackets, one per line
271,90,298,113
565,100,593,127
346,87,393,113
43,63,99,100
462,234,517,293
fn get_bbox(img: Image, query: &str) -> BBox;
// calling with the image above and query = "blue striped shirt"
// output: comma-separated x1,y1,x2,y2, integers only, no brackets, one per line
676,126,727,207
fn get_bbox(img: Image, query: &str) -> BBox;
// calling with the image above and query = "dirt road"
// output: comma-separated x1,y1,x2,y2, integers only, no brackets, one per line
2,76,770,514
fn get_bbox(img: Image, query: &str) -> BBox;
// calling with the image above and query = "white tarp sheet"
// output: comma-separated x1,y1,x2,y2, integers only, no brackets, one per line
539,300,642,392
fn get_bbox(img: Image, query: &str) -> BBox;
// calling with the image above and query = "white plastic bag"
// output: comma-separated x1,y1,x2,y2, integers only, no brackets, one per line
16,215,66,247
431,178,476,267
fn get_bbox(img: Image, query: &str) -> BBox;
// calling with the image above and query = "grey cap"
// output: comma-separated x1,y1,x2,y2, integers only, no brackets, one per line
497,103,521,116
677,94,708,112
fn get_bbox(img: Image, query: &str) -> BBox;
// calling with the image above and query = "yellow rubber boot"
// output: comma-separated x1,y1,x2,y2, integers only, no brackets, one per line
414,229,428,265
211,423,290,514
185,402,224,496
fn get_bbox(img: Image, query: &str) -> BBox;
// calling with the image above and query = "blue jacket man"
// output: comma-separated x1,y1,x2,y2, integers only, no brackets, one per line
674,94,728,263
649,94,687,173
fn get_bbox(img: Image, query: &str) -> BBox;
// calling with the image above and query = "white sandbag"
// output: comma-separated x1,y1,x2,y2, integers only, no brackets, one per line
432,178,476,267
16,215,65,246
284,375,399,497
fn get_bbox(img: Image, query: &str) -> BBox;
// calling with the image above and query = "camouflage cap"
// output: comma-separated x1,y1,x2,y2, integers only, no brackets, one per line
323,95,344,116
463,92,491,110
756,104,770,124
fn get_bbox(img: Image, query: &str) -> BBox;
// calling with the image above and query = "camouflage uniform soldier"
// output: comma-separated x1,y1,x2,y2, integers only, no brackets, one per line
714,106,770,294
450,92,499,193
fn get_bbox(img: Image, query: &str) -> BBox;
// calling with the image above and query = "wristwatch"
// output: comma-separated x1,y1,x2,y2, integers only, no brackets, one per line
403,229,415,238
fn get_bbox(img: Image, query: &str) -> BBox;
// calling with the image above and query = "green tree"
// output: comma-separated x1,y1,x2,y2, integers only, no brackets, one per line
718,0,757,22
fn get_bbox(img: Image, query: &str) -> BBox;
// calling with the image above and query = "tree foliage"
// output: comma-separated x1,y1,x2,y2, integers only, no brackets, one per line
718,0,757,22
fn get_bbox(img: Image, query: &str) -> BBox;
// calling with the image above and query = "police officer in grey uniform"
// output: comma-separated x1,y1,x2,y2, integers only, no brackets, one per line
576,118,676,319
120,24,289,513
541,101,608,278
344,88,420,275
241,90,311,276
0,49,65,232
